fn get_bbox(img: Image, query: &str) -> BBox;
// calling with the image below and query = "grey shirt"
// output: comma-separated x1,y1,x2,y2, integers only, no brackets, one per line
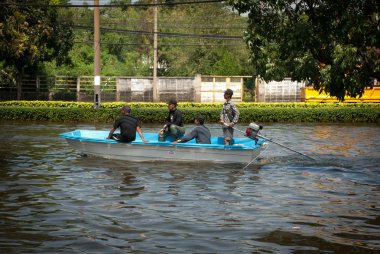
179,125,211,144
220,100,240,125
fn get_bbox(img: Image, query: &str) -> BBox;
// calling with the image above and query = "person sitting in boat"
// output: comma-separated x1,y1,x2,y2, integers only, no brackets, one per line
107,105,148,143
158,99,185,141
172,115,211,145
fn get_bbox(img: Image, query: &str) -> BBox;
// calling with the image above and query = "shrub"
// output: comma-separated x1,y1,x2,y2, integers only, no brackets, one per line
0,101,379,123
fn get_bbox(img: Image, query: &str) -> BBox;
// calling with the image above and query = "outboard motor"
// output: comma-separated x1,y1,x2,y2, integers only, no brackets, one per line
245,122,263,144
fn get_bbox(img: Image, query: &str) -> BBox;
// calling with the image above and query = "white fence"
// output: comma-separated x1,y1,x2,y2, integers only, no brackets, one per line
200,76,246,102
0,75,248,103
255,78,305,102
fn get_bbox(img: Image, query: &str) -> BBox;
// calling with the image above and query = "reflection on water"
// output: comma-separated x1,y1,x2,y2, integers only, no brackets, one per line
0,121,379,253
311,124,378,157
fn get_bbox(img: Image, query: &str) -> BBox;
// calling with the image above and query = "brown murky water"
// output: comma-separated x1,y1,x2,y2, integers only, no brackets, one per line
0,121,379,253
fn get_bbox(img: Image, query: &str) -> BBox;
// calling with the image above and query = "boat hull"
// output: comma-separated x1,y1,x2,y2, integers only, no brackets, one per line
60,130,266,163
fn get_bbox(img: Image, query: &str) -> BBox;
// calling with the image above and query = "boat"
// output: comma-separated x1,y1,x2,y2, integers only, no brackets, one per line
59,130,267,163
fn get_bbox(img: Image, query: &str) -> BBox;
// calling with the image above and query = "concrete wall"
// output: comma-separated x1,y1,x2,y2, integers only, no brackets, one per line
301,86,380,102
116,76,199,102
200,76,245,103
0,75,247,103
116,75,246,103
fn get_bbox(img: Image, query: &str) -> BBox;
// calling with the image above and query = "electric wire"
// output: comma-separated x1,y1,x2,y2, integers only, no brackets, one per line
74,40,246,47
72,25,244,40
0,0,225,8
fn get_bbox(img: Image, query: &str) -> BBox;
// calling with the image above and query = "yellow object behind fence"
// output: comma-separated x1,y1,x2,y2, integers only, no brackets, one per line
300,87,380,103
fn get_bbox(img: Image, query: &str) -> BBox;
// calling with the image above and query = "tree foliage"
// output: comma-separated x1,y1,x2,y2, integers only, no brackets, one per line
0,0,74,97
155,1,251,76
0,0,74,74
229,0,380,100
42,0,252,77
1,0,253,90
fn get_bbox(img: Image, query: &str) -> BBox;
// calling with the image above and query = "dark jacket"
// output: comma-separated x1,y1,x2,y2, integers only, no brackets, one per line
165,109,183,127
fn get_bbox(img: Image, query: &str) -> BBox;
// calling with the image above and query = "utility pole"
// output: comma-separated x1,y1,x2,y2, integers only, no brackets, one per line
94,0,101,108
152,0,159,102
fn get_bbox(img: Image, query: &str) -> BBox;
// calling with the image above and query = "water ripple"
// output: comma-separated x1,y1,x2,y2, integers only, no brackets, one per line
0,121,379,253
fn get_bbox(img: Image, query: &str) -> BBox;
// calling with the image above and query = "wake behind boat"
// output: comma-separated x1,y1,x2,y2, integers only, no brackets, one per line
59,129,267,163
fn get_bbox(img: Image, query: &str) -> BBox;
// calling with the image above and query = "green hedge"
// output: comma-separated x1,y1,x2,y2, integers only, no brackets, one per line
0,106,379,123
1,100,380,109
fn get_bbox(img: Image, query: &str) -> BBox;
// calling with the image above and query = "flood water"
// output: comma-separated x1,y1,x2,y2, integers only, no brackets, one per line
0,120,379,254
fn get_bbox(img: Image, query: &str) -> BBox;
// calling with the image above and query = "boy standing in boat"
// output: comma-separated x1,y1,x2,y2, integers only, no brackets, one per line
172,115,211,145
107,105,148,143
220,89,240,145
158,99,185,141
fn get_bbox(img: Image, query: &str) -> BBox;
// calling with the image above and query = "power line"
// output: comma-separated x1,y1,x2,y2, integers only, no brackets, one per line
72,25,243,40
74,40,246,47
0,0,225,8
67,16,247,31
82,20,247,31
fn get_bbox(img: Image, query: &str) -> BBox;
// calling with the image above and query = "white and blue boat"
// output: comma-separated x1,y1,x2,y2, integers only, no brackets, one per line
59,130,267,163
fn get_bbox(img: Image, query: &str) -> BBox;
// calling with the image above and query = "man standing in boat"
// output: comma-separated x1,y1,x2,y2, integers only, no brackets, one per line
220,89,240,145
107,105,148,143
172,115,211,145
158,99,185,141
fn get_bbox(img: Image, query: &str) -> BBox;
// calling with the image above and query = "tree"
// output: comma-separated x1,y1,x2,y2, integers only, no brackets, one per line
17,1,253,79
154,1,251,76
0,0,74,99
229,0,380,100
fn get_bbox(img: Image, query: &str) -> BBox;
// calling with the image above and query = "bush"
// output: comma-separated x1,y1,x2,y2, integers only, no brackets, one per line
0,105,379,123
1,100,380,109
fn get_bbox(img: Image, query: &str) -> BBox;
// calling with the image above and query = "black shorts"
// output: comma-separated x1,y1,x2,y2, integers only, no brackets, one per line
111,134,135,143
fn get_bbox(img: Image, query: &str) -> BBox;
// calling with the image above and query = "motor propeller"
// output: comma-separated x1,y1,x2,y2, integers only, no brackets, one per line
229,122,316,161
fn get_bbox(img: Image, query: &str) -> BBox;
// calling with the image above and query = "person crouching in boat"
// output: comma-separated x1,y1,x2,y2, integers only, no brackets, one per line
107,105,148,143
158,99,185,141
172,115,211,145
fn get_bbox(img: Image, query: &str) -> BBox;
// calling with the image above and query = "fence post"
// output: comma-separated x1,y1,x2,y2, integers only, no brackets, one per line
36,76,40,92
17,71,23,100
193,74,201,102
76,77,81,102
240,77,244,102
116,77,120,101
